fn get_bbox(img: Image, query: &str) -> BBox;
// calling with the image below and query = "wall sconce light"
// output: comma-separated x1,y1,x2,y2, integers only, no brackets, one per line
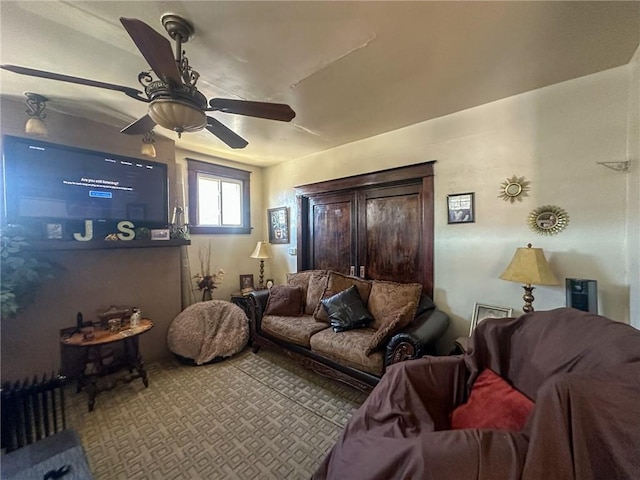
25,92,48,136
141,130,156,158
500,243,559,312
250,241,272,289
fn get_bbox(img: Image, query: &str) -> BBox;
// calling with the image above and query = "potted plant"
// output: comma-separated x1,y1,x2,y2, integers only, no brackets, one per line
1,225,61,317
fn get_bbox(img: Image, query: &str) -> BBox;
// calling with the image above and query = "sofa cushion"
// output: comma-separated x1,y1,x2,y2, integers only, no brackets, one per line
320,285,374,332
262,314,329,348
314,272,373,323
450,369,535,432
310,328,384,376
366,301,416,355
287,270,328,314
367,280,422,330
264,285,304,317
305,271,329,315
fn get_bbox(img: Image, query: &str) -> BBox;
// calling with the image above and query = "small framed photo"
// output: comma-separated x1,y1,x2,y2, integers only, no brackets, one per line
268,206,289,244
240,274,255,291
447,192,475,224
265,279,274,290
470,303,513,336
45,223,64,240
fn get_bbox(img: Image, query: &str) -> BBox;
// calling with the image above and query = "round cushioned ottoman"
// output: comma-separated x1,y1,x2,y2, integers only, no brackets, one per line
167,300,249,365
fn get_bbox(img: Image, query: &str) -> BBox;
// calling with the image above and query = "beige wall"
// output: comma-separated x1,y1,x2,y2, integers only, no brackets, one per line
263,62,639,349
0,98,183,379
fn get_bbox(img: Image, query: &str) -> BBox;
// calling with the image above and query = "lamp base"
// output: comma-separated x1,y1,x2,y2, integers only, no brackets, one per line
522,284,535,312
257,260,265,289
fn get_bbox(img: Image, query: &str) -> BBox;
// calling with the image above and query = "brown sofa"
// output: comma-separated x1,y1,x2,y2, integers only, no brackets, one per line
314,308,640,480
247,270,450,391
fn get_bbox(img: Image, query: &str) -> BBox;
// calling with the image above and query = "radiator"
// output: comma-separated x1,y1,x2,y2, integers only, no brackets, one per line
1,373,67,453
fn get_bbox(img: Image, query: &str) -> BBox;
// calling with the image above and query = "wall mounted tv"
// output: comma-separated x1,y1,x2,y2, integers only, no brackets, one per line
2,135,169,236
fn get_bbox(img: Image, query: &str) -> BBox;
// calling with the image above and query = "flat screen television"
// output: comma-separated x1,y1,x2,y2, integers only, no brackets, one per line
2,135,169,237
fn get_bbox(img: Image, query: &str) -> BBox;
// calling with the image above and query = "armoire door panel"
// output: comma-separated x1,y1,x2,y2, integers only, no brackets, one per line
360,185,422,284
309,196,355,274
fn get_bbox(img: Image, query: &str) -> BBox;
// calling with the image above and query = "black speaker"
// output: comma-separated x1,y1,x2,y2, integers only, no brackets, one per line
566,278,598,313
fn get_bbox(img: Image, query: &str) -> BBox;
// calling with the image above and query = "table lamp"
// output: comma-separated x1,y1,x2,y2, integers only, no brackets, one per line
500,243,559,312
250,241,271,289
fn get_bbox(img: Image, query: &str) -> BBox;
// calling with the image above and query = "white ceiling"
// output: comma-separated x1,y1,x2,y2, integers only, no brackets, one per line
1,1,638,166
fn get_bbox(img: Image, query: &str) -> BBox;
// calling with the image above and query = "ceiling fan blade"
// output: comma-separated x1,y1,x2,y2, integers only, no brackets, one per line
208,99,296,122
0,64,146,102
120,17,182,86
120,114,157,135
205,117,248,149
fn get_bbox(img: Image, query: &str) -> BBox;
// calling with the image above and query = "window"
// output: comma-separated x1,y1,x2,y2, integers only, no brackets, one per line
187,159,251,234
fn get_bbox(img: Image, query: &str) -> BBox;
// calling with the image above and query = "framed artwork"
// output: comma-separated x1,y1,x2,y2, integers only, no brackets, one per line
469,303,513,336
45,223,64,240
239,274,255,292
268,207,289,244
447,192,475,224
265,279,275,290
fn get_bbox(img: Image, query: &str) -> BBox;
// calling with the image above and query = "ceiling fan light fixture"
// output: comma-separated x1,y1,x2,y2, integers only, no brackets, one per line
24,92,48,136
141,130,157,158
148,98,206,136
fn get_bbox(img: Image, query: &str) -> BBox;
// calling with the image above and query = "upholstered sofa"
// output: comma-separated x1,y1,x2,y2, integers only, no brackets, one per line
314,308,640,480
247,270,450,391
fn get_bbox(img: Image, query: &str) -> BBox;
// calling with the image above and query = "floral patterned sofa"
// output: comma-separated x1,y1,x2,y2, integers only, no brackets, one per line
246,270,449,391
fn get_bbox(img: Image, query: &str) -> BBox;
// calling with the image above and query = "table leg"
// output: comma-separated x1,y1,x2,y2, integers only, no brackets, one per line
124,337,149,388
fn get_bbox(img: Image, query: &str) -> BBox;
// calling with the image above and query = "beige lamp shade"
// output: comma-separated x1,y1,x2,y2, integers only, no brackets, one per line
250,241,272,260
500,243,559,286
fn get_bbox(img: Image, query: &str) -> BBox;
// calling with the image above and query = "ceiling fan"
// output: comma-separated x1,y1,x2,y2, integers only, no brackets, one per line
1,14,295,149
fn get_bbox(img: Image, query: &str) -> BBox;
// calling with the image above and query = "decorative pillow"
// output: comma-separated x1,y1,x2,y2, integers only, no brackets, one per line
366,301,416,355
305,271,329,315
320,285,374,332
450,369,535,431
264,285,305,317
314,272,373,323
367,280,422,330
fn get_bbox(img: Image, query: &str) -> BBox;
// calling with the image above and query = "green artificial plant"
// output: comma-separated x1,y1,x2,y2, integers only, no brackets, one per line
1,225,61,318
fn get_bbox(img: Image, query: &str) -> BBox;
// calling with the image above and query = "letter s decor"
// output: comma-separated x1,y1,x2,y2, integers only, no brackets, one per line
117,221,136,241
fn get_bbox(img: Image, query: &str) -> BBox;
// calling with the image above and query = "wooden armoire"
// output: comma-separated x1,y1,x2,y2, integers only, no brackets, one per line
295,162,435,298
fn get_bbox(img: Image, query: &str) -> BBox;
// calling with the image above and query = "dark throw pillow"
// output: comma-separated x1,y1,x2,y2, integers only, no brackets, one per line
264,285,304,317
450,369,535,432
320,285,374,333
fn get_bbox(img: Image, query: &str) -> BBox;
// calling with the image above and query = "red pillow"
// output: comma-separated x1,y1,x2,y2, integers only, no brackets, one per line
450,369,534,432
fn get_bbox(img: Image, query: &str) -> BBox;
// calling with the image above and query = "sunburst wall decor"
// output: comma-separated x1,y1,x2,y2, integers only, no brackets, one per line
499,175,530,203
528,205,569,236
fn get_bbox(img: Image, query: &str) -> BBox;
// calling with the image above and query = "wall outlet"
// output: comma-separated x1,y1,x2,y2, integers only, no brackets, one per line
288,247,297,256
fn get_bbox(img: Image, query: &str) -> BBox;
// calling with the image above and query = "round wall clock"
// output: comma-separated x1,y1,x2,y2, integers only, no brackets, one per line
499,175,530,203
528,205,569,235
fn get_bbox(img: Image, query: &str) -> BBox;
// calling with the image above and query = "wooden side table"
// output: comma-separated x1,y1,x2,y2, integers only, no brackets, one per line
60,319,153,411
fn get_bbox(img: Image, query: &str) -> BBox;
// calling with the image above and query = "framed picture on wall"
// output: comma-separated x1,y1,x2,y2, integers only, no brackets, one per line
268,207,289,244
469,303,513,336
447,192,475,224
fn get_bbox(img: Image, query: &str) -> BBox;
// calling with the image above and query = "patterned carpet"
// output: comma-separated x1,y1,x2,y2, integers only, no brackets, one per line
66,349,368,479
